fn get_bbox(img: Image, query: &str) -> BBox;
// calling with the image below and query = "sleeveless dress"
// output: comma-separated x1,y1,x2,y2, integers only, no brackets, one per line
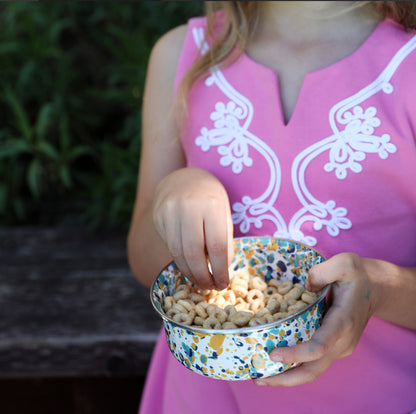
139,17,416,414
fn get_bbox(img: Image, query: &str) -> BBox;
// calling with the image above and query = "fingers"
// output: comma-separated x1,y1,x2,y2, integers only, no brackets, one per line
204,204,231,290
269,304,344,366
180,212,215,290
255,308,345,387
254,357,332,387
307,253,360,291
157,199,231,290
152,169,234,290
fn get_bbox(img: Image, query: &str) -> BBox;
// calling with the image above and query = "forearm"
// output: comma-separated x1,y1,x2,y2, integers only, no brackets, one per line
368,258,416,330
127,208,172,288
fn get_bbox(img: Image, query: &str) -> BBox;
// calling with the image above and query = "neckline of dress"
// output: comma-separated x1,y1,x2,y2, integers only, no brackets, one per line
241,18,389,127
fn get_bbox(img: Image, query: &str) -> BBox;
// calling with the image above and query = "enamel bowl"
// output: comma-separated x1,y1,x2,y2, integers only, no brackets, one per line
151,236,329,381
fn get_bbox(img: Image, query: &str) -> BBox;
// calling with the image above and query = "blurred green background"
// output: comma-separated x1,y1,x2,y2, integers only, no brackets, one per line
0,1,204,229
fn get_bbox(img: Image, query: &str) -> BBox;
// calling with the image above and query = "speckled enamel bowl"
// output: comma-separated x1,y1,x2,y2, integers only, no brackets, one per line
151,237,329,381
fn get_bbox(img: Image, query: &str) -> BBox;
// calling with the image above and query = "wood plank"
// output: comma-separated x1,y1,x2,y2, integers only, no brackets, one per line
0,226,162,378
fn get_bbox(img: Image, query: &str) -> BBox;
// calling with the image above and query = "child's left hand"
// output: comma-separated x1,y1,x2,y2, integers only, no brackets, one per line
254,253,379,387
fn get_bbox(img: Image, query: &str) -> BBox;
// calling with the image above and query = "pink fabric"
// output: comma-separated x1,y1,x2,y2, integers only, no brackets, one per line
140,16,416,414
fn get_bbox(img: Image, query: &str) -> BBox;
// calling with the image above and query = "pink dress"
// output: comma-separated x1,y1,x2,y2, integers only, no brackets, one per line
140,17,416,414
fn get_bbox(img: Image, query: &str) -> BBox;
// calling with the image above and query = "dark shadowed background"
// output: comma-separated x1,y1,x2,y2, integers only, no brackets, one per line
0,2,204,413
0,0,203,229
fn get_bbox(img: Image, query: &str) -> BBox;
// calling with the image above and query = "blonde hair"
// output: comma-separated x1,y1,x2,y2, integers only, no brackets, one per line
177,1,416,110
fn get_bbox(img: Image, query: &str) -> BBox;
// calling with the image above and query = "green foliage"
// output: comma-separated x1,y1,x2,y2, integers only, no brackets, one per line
0,1,204,228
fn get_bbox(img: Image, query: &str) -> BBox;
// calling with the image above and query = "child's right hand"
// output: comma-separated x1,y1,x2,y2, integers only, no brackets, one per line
152,167,234,290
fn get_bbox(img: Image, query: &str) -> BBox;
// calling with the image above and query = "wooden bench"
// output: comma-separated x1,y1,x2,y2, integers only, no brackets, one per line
0,225,161,412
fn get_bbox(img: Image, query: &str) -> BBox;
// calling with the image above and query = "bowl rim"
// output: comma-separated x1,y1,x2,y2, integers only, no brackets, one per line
150,236,329,335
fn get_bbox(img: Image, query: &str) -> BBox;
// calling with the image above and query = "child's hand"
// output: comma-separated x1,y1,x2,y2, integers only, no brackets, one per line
152,167,234,290
254,253,380,387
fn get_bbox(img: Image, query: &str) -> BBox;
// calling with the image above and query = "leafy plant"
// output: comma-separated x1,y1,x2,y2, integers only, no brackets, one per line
0,1,204,228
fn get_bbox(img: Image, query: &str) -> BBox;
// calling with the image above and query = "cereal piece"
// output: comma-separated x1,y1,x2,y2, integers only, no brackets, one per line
230,311,254,327
176,284,190,293
264,314,274,323
278,280,293,294
222,321,238,329
173,312,195,325
233,271,250,282
246,289,264,302
194,304,208,320
203,316,222,329
224,304,237,320
267,292,283,304
206,304,220,315
189,293,204,303
273,312,288,321
221,289,236,305
171,303,187,314
234,297,249,311
163,296,175,312
279,299,288,312
264,286,278,297
249,298,264,312
301,291,318,304
173,289,189,301
284,285,303,301
288,301,308,313
166,304,188,319
177,299,195,312
268,279,280,289
266,298,280,314
201,289,213,297
248,317,266,327
208,307,227,324
194,316,205,326
255,308,271,318
232,284,248,298
212,295,226,307
249,276,267,291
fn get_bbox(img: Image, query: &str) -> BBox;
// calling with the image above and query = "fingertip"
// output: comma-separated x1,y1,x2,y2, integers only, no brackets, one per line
307,263,325,291
216,272,230,290
270,351,284,363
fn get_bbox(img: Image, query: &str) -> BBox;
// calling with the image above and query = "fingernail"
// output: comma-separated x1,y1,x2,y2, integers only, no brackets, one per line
255,380,266,386
270,353,283,362
217,281,228,290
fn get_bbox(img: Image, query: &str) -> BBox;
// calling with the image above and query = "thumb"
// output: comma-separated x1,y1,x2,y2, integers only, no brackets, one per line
306,260,332,292
307,252,358,291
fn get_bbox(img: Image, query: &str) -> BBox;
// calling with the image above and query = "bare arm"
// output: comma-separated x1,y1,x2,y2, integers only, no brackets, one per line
127,25,188,287
127,25,234,289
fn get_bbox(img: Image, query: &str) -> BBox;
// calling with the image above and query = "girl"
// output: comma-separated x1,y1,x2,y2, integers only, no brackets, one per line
128,2,416,413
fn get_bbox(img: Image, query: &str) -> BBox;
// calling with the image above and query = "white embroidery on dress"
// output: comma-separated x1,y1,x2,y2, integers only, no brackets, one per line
192,27,416,245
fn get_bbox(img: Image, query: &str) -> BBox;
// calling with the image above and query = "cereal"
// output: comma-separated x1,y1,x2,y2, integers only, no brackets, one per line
222,321,238,329
278,280,293,295
162,272,320,330
266,298,281,314
195,303,208,318
249,298,264,312
301,291,318,304
203,316,222,329
173,289,189,301
229,311,254,327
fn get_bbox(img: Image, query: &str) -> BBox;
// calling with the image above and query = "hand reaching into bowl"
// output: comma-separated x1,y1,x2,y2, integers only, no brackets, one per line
153,167,234,290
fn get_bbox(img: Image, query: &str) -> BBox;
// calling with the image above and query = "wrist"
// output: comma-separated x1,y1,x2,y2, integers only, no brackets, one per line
364,257,409,324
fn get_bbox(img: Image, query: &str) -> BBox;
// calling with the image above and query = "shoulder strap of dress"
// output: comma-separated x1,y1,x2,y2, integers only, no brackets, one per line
173,16,208,94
